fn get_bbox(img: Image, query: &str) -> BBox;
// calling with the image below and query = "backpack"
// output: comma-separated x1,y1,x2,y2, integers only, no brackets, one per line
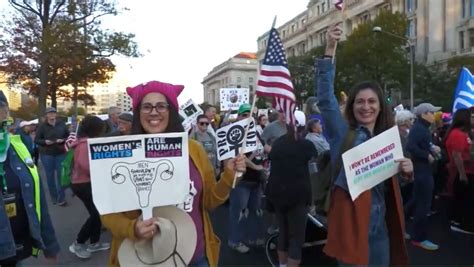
311,129,357,215
60,148,74,187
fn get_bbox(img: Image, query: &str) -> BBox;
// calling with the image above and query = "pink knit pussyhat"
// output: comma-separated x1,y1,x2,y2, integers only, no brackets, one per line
126,81,184,110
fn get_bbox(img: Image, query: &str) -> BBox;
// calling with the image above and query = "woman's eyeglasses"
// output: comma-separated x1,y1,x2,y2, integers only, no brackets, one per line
140,102,169,113
199,122,210,126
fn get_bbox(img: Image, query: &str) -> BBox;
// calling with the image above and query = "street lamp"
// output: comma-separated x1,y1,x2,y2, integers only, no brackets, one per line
373,26,415,111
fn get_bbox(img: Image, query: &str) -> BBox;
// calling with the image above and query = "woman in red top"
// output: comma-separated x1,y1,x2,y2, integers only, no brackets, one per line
444,108,474,234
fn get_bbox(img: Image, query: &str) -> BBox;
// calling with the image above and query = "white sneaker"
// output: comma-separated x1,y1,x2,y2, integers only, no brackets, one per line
69,241,91,259
450,225,474,235
228,242,250,253
87,242,111,252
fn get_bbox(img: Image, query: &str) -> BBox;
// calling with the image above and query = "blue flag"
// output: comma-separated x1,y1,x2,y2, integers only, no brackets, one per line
452,67,474,114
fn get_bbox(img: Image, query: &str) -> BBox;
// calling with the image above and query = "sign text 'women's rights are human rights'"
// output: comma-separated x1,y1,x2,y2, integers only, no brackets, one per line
342,126,404,201
87,132,189,219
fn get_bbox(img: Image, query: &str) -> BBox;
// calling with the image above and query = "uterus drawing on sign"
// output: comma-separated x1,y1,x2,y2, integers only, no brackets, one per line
111,160,174,208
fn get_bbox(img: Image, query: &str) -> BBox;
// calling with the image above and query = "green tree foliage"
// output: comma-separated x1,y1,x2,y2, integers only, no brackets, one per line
0,0,140,114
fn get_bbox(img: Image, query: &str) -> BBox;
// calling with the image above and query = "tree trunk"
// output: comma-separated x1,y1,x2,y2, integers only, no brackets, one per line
38,50,48,116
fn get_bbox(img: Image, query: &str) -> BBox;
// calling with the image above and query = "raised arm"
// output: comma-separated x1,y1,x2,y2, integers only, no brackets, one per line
315,24,347,148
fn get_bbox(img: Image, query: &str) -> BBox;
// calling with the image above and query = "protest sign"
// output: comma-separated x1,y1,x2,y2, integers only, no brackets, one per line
258,109,268,118
342,126,404,201
179,99,203,132
220,88,249,111
88,133,190,219
216,118,257,161
394,104,404,112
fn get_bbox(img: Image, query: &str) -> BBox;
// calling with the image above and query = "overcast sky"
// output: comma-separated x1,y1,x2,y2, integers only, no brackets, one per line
1,1,308,104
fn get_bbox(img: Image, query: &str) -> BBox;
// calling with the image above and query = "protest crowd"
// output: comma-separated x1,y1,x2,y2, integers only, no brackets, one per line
1,22,474,267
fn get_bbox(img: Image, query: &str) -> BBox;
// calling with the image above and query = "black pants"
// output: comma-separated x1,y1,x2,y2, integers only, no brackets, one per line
452,174,474,231
71,183,102,244
275,205,308,260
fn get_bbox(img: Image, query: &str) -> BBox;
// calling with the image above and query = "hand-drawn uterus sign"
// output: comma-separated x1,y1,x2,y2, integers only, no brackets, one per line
88,133,190,217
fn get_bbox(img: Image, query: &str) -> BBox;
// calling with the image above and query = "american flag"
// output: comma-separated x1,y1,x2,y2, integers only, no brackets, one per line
256,28,296,126
333,0,344,10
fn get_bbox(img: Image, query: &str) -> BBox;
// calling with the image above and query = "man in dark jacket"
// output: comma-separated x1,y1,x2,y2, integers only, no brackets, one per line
106,112,132,137
104,107,121,134
406,103,441,251
34,107,69,206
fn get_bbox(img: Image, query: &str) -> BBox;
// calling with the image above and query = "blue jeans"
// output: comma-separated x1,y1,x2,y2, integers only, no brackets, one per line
228,182,264,245
189,256,209,267
40,153,66,203
405,170,433,242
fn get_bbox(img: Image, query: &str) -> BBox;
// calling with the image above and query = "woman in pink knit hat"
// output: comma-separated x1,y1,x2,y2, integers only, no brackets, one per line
101,80,246,267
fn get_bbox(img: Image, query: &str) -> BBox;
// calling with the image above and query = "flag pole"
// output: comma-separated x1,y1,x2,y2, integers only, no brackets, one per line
232,95,258,188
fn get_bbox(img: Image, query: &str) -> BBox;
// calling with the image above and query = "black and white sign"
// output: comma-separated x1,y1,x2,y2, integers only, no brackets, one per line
220,88,249,111
216,118,257,161
178,99,203,132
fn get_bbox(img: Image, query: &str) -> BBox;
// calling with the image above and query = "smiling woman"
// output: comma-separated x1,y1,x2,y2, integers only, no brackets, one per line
100,80,247,267
315,24,413,266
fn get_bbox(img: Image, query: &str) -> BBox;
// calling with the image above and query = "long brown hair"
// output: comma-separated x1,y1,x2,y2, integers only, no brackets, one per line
344,81,394,135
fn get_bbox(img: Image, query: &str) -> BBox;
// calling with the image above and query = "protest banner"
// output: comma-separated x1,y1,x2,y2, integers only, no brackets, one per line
216,118,257,161
257,109,268,118
178,99,203,132
342,126,404,201
220,88,249,111
88,133,190,219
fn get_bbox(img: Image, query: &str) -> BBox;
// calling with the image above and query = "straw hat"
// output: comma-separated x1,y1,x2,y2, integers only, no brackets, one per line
118,206,197,267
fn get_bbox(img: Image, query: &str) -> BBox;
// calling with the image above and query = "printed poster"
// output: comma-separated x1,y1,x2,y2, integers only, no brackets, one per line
88,133,190,218
179,99,203,132
342,126,404,201
216,118,258,161
220,88,249,111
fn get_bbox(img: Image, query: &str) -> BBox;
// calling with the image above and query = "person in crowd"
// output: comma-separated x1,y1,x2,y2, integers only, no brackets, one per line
101,80,246,267
443,108,474,234
16,121,35,156
34,107,69,206
395,110,416,205
256,114,268,135
305,119,329,155
228,103,266,253
204,104,218,131
261,110,287,152
107,112,133,137
0,92,60,266
68,115,110,259
265,124,318,267
405,102,442,251
190,114,219,176
316,24,413,266
104,106,121,134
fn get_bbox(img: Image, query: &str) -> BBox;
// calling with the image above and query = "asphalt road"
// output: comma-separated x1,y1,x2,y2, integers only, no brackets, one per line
22,167,474,266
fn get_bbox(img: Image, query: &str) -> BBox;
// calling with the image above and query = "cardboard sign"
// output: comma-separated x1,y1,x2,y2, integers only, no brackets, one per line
88,133,190,218
179,99,203,132
216,118,257,161
342,126,404,201
220,88,249,111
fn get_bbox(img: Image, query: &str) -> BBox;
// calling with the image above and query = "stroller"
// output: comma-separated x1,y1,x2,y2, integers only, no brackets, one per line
265,211,336,266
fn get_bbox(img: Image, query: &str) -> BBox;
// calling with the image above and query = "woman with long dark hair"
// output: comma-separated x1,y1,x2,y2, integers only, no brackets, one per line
265,124,317,267
69,115,109,259
315,24,413,266
444,108,474,234
101,81,246,267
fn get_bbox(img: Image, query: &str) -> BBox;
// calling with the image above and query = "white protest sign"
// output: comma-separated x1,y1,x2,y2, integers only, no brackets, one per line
88,133,190,219
220,88,249,111
216,118,257,161
394,104,404,112
258,109,268,118
179,99,203,132
342,126,404,201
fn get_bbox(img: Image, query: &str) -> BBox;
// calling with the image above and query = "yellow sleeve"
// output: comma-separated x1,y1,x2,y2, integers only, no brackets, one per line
193,141,235,211
101,213,138,241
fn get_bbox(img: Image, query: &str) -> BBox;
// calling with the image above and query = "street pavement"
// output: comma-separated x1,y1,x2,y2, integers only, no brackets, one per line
23,166,474,266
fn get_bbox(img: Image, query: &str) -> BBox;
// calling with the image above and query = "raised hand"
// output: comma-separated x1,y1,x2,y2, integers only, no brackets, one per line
325,23,343,57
